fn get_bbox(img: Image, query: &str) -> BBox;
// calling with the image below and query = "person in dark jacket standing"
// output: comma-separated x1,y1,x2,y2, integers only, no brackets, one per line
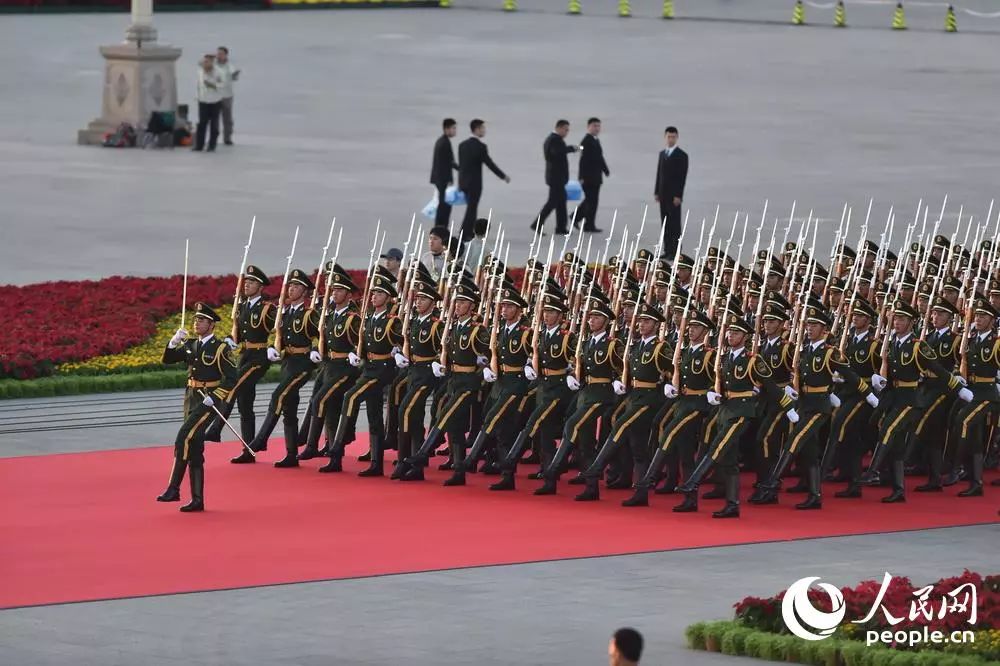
532,119,578,236
430,118,459,228
458,119,509,242
577,117,610,233
654,126,688,258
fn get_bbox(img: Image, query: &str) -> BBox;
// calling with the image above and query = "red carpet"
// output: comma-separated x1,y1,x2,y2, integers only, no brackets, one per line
1,436,996,609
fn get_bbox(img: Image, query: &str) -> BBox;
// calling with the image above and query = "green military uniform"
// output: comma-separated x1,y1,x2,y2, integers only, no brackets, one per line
577,302,672,502
392,283,444,479
205,265,275,456
947,298,1000,496
331,274,404,477
912,297,960,490
753,301,794,486
247,269,321,469
537,300,623,495
861,300,962,502
624,309,717,507
157,303,237,512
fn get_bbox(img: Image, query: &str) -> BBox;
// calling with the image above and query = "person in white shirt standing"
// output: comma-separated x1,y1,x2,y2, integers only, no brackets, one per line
215,46,239,146
195,55,223,152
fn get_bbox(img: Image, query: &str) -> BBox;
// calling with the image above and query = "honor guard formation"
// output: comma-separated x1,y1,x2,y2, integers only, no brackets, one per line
157,201,1000,517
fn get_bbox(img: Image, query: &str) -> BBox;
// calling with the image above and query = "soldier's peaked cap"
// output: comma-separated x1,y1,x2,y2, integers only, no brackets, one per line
244,264,271,286
500,288,529,309
192,302,221,322
287,268,314,289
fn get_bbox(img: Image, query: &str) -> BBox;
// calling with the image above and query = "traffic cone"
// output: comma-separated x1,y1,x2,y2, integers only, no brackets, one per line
791,0,805,25
568,0,580,14
892,2,907,30
618,0,630,17
834,0,846,27
663,0,674,19
944,5,957,32
502,0,516,11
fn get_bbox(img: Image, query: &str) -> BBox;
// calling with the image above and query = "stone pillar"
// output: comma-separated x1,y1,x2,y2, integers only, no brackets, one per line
77,0,181,145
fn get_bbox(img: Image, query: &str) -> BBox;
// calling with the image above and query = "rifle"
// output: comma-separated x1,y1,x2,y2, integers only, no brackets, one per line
354,222,382,357
488,243,510,376
713,213,749,392
779,200,796,267
790,225,819,393
531,238,556,375
569,236,594,333
671,224,712,390
439,238,472,367
399,225,424,358
876,221,920,377
230,216,256,340
708,211,739,320
180,237,190,332
398,213,416,290
318,227,344,357
958,220,985,379
835,221,869,352
751,222,778,356
310,218,337,310
596,210,618,287
822,204,849,304
273,227,300,354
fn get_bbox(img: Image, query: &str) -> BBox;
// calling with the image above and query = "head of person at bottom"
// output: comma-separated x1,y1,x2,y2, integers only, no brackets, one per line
664,125,679,149
609,627,643,666
554,118,570,138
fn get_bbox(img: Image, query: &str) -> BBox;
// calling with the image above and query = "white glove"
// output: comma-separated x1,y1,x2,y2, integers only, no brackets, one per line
483,367,497,383
958,387,974,403
432,361,446,378
524,365,538,381
866,393,880,408
829,393,842,408
476,355,489,368
954,375,968,387
391,346,400,356
707,391,722,406
613,380,627,395
783,385,798,401
871,374,887,391
202,394,215,407
832,371,844,384
786,408,800,424
310,350,322,364
394,353,410,369
169,328,188,348
223,336,238,350
752,386,761,396
348,352,361,367
566,375,581,391
664,384,678,399
267,347,280,362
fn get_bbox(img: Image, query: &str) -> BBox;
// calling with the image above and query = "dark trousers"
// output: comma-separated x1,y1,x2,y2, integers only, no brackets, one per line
434,182,452,228
578,182,601,230
460,184,482,242
195,101,221,150
537,184,569,233
659,198,682,258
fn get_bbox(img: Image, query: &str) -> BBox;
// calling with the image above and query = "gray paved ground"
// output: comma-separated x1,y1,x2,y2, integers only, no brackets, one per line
2,2,999,284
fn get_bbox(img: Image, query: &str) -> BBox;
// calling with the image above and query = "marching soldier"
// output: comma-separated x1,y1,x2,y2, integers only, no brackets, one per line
204,265,275,462
623,308,716,507
862,300,965,503
391,280,444,480
576,302,672,502
947,297,1000,497
535,298,622,495
328,274,404,477
157,303,237,512
755,305,878,509
749,299,793,496
247,269,320,468
400,281,491,485
492,292,576,491
676,312,786,518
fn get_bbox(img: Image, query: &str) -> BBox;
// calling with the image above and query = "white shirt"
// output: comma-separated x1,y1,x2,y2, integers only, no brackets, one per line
895,332,913,345
199,333,214,345
418,312,431,323
664,145,678,157
689,342,704,352
854,330,869,344
215,61,237,98
197,66,223,104
247,295,261,308
590,331,607,345
334,305,349,316
286,301,304,313
546,326,560,337
731,347,745,361
978,331,991,342
505,322,518,334
641,335,656,345
809,340,825,352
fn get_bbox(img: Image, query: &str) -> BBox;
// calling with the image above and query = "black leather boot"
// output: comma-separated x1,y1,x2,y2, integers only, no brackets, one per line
358,435,384,477
298,414,324,461
834,483,862,498
957,454,984,497
622,485,649,507
443,435,466,486
489,471,515,491
230,447,256,464
574,478,599,501
156,459,187,502
677,454,714,494
881,460,906,503
915,454,943,492
297,402,313,447
860,442,890,485
795,465,822,510
464,430,488,474
702,483,725,500
248,410,279,453
712,474,740,518
274,421,300,468
672,491,698,512
533,477,557,495
180,465,204,512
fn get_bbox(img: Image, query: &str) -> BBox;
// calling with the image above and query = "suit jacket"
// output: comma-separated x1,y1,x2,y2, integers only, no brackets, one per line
654,146,689,200
578,133,609,184
458,136,506,192
430,134,458,187
543,132,575,187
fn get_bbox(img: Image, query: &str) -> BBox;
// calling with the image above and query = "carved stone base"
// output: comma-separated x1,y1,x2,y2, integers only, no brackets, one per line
78,42,182,146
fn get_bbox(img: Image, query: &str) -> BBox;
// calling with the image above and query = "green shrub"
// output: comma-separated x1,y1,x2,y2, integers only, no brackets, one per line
684,622,707,650
720,625,752,655
702,621,730,651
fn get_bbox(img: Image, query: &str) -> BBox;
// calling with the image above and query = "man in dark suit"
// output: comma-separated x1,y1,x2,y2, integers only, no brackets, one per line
458,118,509,242
654,125,688,258
430,118,459,228
532,119,578,236
577,117,609,233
